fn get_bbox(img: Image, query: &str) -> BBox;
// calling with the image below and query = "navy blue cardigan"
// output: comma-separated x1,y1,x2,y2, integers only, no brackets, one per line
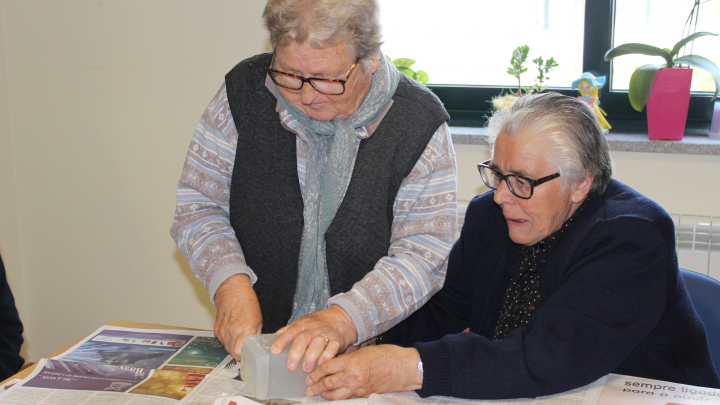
382,180,720,399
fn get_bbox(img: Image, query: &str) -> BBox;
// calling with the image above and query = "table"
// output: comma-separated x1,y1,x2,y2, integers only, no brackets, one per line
0,320,207,386
3,323,717,405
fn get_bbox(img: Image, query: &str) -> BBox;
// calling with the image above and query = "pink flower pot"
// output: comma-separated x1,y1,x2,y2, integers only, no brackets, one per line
646,67,693,141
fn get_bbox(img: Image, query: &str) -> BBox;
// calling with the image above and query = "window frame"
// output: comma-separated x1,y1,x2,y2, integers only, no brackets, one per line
428,0,715,131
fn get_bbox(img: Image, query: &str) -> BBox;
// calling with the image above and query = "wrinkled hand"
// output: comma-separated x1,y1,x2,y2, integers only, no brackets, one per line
270,305,358,373
213,274,262,360
305,345,423,400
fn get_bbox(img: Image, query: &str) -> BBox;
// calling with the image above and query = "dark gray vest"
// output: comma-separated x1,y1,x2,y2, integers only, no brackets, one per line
225,53,449,333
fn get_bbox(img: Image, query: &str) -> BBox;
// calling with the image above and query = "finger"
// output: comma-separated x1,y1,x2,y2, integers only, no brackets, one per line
276,325,288,334
213,310,229,341
231,323,263,360
307,357,346,385
213,317,223,341
225,326,246,360
302,335,331,372
224,319,261,360
285,333,313,371
320,387,354,401
317,339,341,365
222,338,236,359
271,324,300,355
306,364,329,385
214,315,233,355
229,330,245,360
306,371,346,396
218,336,233,358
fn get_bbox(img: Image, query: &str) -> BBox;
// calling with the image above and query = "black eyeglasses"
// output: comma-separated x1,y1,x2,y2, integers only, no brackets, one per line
267,56,358,96
477,160,560,199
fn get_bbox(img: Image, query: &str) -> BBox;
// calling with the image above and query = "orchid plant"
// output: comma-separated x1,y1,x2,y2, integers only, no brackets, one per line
604,31,720,112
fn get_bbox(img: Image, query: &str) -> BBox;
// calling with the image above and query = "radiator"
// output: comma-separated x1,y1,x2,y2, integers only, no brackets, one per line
456,202,720,282
672,214,720,281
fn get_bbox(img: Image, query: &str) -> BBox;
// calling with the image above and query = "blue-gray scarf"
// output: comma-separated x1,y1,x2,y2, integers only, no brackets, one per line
275,54,399,323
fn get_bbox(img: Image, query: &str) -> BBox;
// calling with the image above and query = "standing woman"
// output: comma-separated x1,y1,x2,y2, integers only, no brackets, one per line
171,0,457,372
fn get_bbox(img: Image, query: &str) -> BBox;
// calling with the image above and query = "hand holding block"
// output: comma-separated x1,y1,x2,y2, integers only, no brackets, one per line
240,334,315,399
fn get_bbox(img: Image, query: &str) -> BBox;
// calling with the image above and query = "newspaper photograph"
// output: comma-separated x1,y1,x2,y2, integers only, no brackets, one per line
55,329,195,368
0,325,233,405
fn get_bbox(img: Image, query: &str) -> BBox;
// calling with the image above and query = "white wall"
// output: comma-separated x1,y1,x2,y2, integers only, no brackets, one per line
0,0,27,361
610,151,720,217
0,0,268,361
1,0,718,363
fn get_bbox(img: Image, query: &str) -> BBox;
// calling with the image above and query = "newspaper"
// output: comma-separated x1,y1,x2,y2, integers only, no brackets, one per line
0,380,20,393
360,377,604,405
207,373,720,405
596,373,720,405
1,325,718,405
364,373,720,405
0,325,247,405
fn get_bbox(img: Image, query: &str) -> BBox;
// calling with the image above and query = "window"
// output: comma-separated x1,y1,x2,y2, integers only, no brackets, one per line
379,0,717,131
613,0,720,93
380,0,585,88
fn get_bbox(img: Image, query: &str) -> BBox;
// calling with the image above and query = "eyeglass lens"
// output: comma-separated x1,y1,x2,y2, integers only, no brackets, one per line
479,166,532,198
270,72,345,95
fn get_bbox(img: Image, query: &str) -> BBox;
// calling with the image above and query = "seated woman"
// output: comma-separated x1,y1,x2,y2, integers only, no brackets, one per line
304,92,720,400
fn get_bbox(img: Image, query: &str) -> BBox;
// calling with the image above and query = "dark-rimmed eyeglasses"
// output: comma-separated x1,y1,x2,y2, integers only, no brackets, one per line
477,160,560,199
267,56,358,96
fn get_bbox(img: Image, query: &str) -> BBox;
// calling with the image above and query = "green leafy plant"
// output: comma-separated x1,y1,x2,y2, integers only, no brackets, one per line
386,55,429,84
507,45,529,95
506,45,559,95
604,31,720,112
531,56,559,94
492,45,560,111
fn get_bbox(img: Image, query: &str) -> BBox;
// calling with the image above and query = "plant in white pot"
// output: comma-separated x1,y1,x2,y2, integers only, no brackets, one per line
604,31,720,140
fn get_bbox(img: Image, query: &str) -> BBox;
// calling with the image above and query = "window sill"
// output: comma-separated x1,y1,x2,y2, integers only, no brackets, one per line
450,126,720,156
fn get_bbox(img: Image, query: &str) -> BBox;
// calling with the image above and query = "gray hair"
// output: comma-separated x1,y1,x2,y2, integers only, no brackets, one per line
486,92,613,196
262,0,383,70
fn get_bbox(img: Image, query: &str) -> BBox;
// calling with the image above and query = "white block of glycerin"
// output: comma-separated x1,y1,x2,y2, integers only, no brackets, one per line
240,334,315,400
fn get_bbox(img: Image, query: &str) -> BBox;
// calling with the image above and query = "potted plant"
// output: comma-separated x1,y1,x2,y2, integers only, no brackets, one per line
385,55,429,84
604,31,720,140
491,45,559,110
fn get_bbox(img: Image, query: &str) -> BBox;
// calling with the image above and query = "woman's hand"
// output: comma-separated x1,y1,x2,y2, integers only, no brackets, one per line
305,345,423,400
270,305,358,372
213,274,263,360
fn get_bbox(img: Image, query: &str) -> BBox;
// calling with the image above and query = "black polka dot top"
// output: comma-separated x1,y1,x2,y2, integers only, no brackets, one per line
491,200,586,340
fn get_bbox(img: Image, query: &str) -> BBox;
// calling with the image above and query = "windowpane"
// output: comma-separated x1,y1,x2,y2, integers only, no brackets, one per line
613,0,720,93
379,0,585,88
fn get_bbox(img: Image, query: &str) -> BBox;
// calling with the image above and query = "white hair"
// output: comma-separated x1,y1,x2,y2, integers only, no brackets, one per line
486,92,613,195
263,0,383,70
